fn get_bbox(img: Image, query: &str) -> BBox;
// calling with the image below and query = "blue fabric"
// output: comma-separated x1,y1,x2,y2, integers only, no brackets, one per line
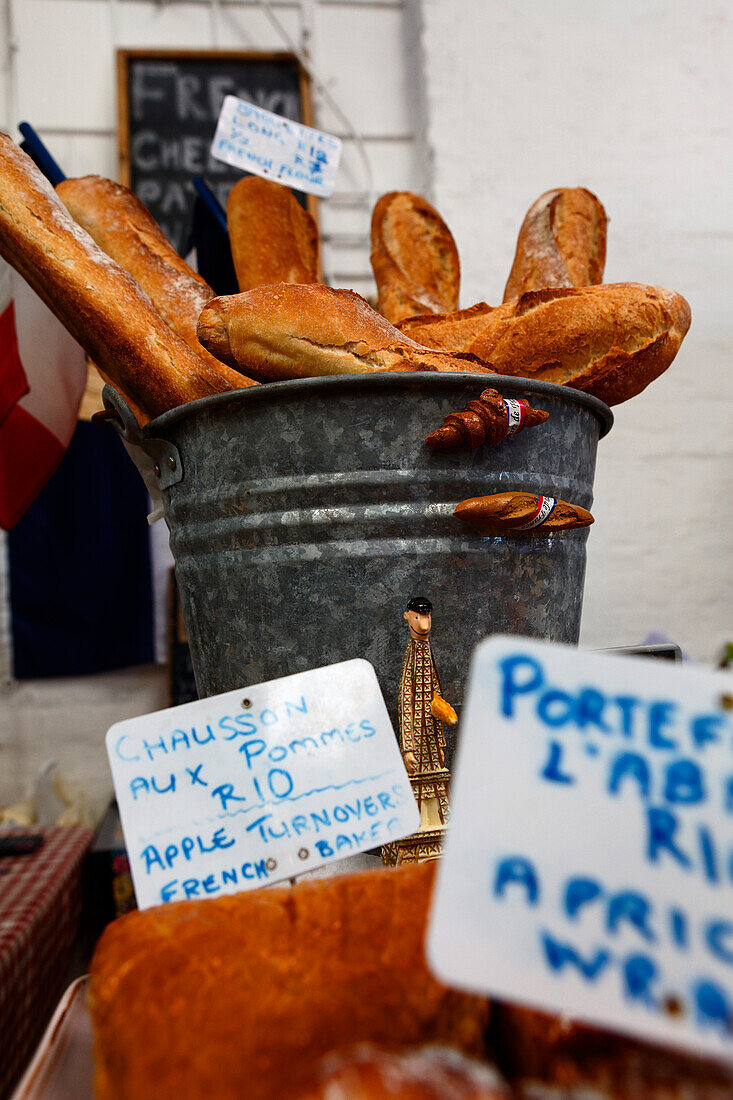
8,421,153,678
188,194,239,295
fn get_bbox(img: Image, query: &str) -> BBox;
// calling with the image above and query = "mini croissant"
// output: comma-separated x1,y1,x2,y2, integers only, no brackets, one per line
431,694,458,726
454,492,593,535
425,389,548,449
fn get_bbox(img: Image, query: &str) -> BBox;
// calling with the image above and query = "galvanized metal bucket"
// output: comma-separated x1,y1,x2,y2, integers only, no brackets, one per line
104,373,612,729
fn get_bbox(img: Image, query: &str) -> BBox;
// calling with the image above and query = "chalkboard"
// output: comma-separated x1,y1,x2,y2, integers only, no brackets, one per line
118,50,314,255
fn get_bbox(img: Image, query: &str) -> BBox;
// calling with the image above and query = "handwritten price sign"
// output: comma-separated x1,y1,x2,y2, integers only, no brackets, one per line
428,637,733,1059
210,94,342,197
107,660,417,909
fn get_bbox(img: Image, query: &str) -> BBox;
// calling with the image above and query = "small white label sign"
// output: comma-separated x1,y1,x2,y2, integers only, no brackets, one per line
428,636,733,1059
210,95,342,197
107,659,417,909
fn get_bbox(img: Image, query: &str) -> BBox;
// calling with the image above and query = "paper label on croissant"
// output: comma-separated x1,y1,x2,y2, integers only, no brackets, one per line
513,495,557,529
428,636,733,1060
106,659,418,908
504,398,526,434
211,95,342,197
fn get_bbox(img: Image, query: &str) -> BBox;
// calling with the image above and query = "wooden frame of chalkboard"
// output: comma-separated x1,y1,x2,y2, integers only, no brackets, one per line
117,49,316,256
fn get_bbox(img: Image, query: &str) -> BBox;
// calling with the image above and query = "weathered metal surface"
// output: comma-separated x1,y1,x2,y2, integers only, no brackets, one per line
104,374,612,736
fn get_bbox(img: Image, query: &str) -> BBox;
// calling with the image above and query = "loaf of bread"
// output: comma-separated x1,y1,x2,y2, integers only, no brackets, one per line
454,492,593,534
497,1005,733,1099
370,192,460,325
297,1044,510,1100
89,864,490,1100
55,175,256,387
399,301,498,353
400,284,691,407
197,283,495,381
503,188,607,302
0,133,238,420
227,176,320,291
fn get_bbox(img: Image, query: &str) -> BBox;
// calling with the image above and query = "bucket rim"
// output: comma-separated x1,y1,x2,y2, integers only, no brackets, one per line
132,372,614,440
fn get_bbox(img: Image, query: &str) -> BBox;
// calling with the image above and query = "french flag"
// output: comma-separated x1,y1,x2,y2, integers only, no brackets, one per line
0,258,157,679
0,255,87,529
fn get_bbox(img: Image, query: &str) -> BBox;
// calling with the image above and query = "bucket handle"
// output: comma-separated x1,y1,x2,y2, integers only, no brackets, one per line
101,385,183,490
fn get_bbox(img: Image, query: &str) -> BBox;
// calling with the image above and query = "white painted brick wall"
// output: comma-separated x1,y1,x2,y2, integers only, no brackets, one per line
414,0,732,664
0,0,420,815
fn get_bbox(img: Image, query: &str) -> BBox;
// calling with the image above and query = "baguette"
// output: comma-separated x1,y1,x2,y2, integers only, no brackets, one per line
56,175,255,387
0,133,237,420
503,188,607,301
370,192,460,325
197,283,495,381
454,492,593,534
227,176,319,291
400,284,691,407
90,864,489,1100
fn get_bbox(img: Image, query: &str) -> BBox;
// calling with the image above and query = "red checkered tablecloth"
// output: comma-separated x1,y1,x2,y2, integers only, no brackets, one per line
0,826,92,1100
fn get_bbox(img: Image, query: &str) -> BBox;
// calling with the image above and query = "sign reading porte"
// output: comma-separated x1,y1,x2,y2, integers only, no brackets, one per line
428,636,733,1059
107,659,418,909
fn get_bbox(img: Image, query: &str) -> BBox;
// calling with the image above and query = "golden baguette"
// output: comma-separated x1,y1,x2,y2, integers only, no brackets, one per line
399,284,691,407
370,192,460,325
197,283,495,381
90,864,489,1100
227,176,319,291
503,187,607,301
56,175,256,389
454,492,593,534
0,134,237,421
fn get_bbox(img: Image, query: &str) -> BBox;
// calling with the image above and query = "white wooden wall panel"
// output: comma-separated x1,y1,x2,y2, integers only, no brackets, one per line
315,4,411,136
415,0,732,663
14,0,115,130
0,0,420,814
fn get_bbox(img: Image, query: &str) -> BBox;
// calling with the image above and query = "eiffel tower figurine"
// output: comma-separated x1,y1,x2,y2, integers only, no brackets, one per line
382,596,457,866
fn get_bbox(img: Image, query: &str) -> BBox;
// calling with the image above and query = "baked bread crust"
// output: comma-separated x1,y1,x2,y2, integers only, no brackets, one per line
227,176,320,291
399,284,691,406
197,283,495,381
89,864,490,1100
297,1043,510,1099
503,187,607,302
370,192,460,324
56,175,255,387
497,1005,733,1098
0,133,237,419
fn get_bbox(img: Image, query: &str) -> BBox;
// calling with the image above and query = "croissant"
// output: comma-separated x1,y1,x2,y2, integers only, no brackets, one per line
454,492,593,534
425,389,548,449
431,694,458,726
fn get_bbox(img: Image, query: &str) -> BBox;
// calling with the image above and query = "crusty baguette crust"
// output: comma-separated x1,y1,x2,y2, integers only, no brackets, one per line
89,864,489,1100
56,175,256,389
197,283,495,381
398,302,498,352
454,492,593,533
371,192,460,325
503,188,607,302
400,284,691,406
0,134,237,420
227,176,319,291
